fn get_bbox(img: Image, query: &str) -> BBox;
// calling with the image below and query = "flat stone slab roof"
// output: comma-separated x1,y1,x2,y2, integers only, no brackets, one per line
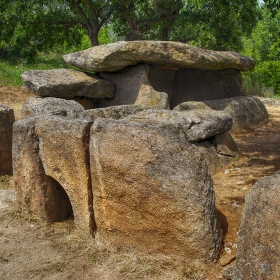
63,41,256,72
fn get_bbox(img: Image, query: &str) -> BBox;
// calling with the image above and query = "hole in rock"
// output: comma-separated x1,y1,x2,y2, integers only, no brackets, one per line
44,176,74,223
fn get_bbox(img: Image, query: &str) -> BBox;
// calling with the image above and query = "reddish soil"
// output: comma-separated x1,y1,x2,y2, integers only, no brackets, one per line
0,86,279,279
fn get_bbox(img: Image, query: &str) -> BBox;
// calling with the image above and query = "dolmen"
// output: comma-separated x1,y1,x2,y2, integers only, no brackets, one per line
15,41,270,263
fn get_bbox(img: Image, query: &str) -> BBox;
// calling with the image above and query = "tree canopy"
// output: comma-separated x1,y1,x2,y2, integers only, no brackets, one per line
0,0,262,58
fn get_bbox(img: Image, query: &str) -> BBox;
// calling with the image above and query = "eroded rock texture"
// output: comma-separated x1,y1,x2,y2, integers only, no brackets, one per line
63,41,255,72
13,116,73,221
22,97,85,118
125,109,232,142
89,116,223,262
35,116,96,235
174,96,269,132
233,172,280,280
21,68,115,99
0,105,14,174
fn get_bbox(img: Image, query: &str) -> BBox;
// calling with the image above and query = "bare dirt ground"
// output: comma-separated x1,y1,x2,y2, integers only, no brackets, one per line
0,86,280,280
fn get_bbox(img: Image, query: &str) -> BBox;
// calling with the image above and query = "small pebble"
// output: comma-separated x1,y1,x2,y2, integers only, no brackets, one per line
225,169,229,175
242,187,248,190
224,247,232,254
232,202,239,208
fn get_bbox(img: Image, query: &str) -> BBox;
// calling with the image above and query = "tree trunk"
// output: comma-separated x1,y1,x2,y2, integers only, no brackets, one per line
161,27,169,41
125,30,141,41
87,26,99,46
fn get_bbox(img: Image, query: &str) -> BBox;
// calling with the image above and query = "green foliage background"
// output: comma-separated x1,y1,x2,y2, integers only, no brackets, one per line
0,0,279,96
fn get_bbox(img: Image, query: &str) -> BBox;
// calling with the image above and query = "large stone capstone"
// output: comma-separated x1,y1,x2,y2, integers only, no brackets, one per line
63,41,256,72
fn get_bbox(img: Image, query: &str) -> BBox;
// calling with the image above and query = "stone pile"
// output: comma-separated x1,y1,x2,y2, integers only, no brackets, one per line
13,97,244,262
12,41,272,263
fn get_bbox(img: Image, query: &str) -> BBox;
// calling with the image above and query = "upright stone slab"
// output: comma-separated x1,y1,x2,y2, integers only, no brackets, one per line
171,69,245,108
134,84,170,109
13,116,73,221
36,116,96,235
233,172,280,279
0,105,14,174
90,117,223,262
99,64,151,107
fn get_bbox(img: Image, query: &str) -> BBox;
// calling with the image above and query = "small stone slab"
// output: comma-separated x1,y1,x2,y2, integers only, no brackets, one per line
21,68,115,98
125,109,232,142
22,97,85,119
63,41,256,72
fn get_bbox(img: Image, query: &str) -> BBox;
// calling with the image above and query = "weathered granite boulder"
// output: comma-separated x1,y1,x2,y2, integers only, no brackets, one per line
232,172,280,280
257,96,280,107
125,109,232,142
13,116,73,221
63,41,255,72
22,97,85,118
90,116,223,261
35,116,96,235
174,96,269,132
0,105,14,174
80,104,153,122
21,68,115,99
134,84,170,109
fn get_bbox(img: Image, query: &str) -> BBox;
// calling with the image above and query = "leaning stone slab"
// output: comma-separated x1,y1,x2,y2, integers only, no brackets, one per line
90,117,223,261
125,109,232,142
213,132,239,157
21,68,115,99
174,96,269,132
35,116,96,235
13,116,73,221
233,172,280,280
64,41,256,72
22,97,85,119
0,105,14,174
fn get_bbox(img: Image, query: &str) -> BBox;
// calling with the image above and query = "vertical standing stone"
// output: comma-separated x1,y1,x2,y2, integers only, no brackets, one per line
36,116,96,235
13,116,73,221
90,117,223,262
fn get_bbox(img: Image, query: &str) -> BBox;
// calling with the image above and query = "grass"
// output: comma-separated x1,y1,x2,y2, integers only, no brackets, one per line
0,52,70,87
